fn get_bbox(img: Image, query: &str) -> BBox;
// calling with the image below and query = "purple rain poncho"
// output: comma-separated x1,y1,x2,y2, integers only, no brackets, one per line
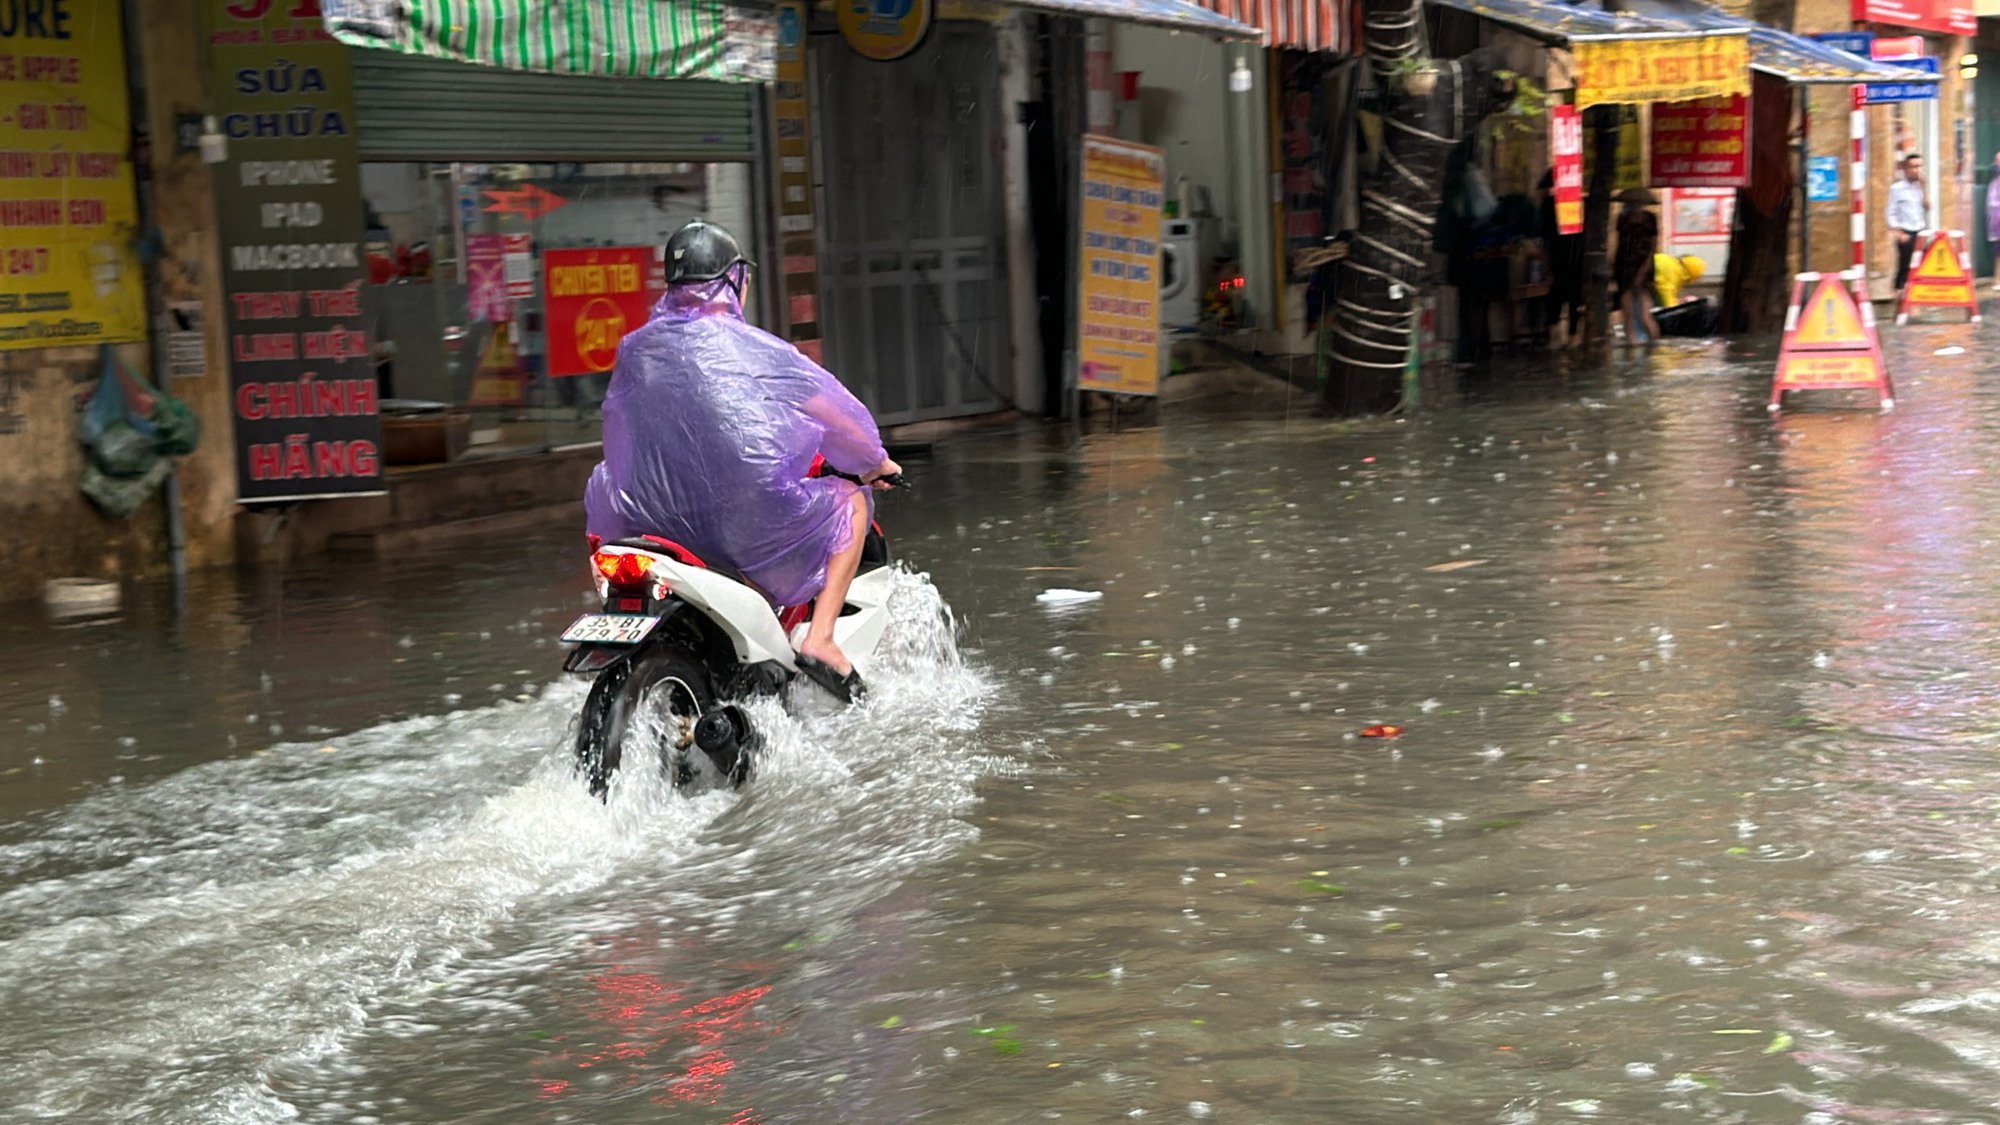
583,278,887,608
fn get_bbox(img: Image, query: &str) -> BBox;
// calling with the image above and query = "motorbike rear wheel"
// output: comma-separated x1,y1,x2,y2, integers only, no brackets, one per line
574,647,714,799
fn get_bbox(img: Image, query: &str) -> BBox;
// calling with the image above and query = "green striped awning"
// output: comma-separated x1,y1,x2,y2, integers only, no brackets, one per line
323,0,770,83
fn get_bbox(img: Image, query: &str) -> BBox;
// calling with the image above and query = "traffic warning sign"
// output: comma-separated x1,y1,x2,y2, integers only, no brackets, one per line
1895,229,1981,325
1770,269,1893,412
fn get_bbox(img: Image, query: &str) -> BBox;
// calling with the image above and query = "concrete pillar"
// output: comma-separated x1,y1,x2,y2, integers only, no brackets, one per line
1000,14,1046,415
133,0,239,576
1226,42,1275,330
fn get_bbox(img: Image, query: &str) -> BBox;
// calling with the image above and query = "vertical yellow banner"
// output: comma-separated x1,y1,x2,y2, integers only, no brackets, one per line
1076,135,1164,397
0,2,146,349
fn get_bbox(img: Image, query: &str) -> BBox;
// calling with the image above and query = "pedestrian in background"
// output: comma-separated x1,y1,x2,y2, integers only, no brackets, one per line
1887,152,1928,294
1537,169,1585,347
1985,151,2000,292
1612,188,1660,347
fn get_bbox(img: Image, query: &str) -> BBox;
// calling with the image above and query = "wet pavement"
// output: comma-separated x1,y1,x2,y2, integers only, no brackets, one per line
5,319,2000,1122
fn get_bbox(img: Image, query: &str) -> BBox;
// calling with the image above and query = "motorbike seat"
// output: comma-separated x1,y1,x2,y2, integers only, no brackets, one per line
608,535,755,591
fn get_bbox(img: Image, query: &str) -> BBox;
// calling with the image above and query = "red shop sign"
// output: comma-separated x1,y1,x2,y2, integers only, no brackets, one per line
543,247,658,377
1550,105,1584,235
1853,0,1973,37
1650,95,1748,189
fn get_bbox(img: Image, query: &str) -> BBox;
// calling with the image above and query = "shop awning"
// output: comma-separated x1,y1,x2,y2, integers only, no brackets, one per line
1428,0,1935,99
325,0,763,82
327,0,1261,79
1192,0,1346,51
1744,27,1939,84
1009,0,1262,37
1425,0,1719,42
1427,0,1752,104
1612,0,1941,83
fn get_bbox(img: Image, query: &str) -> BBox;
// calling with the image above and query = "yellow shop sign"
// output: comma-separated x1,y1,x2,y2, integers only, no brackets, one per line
1573,35,1749,107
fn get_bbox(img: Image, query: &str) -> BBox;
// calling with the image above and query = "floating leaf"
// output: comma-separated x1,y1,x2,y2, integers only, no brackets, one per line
1711,1028,1762,1035
1482,818,1524,831
879,1015,903,1029
1298,878,1345,896
1676,1072,1724,1089
1096,793,1137,805
1554,712,1575,724
1764,1031,1793,1054
1726,846,1750,855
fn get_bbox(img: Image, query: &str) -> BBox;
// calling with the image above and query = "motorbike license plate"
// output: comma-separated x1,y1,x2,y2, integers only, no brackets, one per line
560,613,661,645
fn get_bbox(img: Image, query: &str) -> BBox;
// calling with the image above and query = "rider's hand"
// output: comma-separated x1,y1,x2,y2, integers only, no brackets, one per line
863,458,902,490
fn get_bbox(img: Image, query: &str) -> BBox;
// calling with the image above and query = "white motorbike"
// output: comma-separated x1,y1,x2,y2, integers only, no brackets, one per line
559,470,902,796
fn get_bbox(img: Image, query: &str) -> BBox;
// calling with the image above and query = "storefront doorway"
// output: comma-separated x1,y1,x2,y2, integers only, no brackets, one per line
350,52,764,458
813,24,1012,426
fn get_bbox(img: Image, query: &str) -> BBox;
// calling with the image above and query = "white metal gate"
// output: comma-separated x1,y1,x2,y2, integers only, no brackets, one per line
812,26,1010,425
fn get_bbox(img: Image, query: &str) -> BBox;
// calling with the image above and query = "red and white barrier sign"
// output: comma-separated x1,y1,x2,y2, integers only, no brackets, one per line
1895,229,1981,325
1770,268,1893,412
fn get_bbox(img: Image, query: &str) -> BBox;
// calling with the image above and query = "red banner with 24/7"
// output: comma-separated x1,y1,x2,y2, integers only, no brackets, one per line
543,247,661,376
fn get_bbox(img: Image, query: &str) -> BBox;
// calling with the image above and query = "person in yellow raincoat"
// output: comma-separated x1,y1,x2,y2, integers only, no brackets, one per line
1652,252,1705,307
1650,253,1718,337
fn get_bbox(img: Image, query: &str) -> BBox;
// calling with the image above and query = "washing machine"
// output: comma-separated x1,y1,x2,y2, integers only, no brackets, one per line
1158,217,1216,329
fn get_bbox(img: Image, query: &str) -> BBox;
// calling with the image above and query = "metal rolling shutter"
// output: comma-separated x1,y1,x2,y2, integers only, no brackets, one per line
352,52,756,162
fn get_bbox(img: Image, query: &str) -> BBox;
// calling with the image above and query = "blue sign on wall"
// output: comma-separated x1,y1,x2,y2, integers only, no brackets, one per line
1807,156,1842,202
1865,56,1940,104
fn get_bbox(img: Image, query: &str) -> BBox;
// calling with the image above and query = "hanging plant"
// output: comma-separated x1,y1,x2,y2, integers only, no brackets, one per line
1390,55,1439,97
1486,70,1552,139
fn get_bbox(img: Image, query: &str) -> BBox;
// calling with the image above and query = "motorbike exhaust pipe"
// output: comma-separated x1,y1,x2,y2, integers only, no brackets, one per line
693,704,761,788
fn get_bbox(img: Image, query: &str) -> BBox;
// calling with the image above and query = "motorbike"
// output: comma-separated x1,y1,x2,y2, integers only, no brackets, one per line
560,469,902,798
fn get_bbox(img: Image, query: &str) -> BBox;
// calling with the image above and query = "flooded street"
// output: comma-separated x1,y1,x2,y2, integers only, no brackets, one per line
9,327,2000,1122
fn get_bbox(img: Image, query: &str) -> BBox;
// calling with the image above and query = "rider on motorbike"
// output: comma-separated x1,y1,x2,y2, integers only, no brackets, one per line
583,220,900,702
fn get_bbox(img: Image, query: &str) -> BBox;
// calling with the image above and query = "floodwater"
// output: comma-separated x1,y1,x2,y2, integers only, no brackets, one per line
6,322,2000,1122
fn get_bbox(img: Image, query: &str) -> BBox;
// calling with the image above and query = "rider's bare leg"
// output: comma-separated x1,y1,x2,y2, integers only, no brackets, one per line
797,489,869,676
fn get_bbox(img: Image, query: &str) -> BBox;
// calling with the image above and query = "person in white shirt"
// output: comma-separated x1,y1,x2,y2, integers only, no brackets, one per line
1887,153,1928,293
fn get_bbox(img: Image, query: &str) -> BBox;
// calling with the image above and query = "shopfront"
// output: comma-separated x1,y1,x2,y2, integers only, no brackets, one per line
203,0,773,521
348,51,766,458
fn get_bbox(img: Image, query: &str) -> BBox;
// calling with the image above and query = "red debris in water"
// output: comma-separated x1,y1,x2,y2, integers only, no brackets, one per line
1358,724,1403,738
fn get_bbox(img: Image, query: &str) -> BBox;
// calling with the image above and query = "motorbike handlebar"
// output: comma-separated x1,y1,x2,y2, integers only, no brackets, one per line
819,467,906,490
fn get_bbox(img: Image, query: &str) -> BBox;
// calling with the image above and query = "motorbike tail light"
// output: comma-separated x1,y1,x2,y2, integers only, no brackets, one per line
593,550,655,591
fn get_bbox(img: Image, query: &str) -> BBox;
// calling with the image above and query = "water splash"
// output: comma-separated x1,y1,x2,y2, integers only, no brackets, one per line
0,565,993,1122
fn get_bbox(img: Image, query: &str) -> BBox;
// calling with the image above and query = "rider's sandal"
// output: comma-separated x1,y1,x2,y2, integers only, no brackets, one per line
794,653,868,705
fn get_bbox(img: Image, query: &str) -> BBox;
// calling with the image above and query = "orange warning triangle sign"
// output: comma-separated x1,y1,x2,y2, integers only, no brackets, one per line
1910,234,1967,282
1771,270,1893,412
1790,277,1868,348
1896,230,1982,324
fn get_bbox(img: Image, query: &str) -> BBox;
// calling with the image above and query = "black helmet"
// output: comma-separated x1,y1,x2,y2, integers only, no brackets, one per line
665,219,751,284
